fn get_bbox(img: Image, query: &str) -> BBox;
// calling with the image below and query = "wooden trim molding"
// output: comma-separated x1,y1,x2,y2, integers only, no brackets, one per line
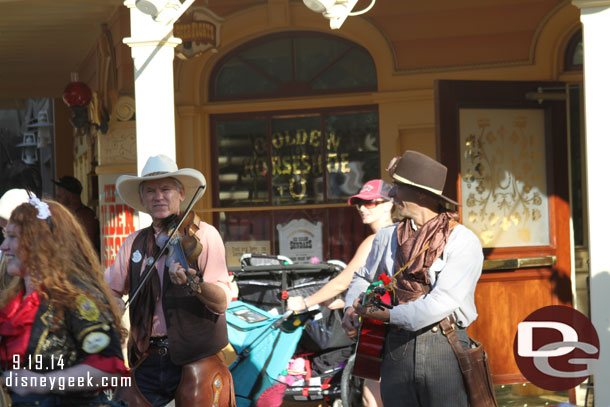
572,0,610,9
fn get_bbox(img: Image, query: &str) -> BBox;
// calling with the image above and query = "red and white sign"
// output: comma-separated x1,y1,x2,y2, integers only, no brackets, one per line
100,181,138,267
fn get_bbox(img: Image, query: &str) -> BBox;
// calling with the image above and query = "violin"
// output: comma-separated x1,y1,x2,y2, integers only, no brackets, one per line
156,210,202,272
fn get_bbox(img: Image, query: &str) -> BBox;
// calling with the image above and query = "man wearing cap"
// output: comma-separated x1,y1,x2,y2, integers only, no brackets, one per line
104,155,234,406
53,175,100,253
342,151,484,407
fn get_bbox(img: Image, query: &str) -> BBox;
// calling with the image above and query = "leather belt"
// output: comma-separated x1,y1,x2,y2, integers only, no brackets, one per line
390,315,459,335
148,336,169,356
149,336,168,345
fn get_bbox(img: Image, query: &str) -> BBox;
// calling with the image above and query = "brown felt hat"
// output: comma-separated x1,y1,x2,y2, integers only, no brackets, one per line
388,150,459,207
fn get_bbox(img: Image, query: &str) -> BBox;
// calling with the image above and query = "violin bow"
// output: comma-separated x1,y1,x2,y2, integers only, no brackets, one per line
126,185,206,308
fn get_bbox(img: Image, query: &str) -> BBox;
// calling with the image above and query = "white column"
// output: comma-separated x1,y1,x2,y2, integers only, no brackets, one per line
572,1,610,405
123,0,182,173
123,0,193,227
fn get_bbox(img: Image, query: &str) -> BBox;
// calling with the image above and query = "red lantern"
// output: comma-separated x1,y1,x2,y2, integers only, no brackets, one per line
62,82,92,108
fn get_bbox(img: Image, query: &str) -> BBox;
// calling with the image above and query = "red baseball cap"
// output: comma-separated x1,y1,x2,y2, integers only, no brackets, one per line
348,179,392,205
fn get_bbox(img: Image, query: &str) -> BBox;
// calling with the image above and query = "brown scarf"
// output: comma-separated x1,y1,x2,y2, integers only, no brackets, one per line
128,226,162,356
393,211,459,304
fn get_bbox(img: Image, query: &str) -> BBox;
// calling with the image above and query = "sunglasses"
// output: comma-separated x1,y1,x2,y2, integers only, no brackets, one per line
354,200,385,209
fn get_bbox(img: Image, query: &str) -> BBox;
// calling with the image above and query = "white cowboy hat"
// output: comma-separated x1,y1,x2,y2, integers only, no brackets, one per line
116,154,206,213
0,189,32,222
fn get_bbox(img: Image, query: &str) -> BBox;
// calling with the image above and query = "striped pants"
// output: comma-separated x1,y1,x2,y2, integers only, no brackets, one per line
380,324,469,407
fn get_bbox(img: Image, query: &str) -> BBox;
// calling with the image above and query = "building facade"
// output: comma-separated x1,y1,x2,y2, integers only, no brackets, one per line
6,0,608,403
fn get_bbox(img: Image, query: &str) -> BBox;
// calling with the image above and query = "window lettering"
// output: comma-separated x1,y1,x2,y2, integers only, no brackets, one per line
216,111,378,206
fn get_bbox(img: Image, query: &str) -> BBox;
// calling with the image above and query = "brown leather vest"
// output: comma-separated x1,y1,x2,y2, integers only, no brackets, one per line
128,228,228,366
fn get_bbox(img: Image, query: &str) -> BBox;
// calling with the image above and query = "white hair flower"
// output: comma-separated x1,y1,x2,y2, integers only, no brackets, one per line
29,197,51,220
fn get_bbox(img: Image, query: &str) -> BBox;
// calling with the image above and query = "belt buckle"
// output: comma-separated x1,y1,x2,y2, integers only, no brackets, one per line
149,344,169,356
150,336,169,356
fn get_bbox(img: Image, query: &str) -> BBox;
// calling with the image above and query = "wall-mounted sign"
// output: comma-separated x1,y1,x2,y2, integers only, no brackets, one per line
99,175,139,267
276,218,323,264
174,7,224,59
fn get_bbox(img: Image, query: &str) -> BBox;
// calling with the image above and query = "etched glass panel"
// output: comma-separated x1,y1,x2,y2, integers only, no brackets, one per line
460,109,550,247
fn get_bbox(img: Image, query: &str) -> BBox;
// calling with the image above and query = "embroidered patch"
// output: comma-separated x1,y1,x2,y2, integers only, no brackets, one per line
76,294,100,322
132,250,142,263
82,332,111,354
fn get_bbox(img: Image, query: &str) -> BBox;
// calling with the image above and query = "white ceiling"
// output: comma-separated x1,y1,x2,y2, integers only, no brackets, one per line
0,0,123,108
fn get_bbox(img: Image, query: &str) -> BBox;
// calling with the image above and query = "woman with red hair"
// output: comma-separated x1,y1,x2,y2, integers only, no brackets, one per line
0,197,127,406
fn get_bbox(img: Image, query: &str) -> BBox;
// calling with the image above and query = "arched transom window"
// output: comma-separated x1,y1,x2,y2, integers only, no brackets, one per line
210,31,377,101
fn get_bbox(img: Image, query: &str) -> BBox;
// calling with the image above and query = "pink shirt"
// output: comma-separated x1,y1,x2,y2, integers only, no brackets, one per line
104,221,232,337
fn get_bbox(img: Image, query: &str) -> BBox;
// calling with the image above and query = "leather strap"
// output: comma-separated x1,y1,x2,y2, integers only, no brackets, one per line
439,316,498,407
439,316,475,380
440,316,468,362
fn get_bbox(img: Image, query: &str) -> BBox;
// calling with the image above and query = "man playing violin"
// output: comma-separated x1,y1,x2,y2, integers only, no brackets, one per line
104,154,235,407
342,151,484,407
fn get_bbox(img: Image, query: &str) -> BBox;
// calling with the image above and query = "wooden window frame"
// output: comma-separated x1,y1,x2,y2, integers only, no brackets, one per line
564,30,583,72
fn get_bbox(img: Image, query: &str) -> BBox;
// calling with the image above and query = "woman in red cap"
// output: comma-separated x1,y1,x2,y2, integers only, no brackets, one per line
287,179,394,407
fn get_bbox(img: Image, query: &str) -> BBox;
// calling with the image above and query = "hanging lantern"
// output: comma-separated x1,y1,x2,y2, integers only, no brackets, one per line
62,81,92,108
61,73,107,135
62,73,91,135
17,132,39,165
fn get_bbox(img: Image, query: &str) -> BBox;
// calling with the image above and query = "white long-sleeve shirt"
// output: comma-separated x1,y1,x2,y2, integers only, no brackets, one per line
344,223,483,331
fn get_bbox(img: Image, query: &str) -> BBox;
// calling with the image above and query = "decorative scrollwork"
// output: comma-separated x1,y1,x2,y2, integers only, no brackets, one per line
461,111,548,247
115,96,136,122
